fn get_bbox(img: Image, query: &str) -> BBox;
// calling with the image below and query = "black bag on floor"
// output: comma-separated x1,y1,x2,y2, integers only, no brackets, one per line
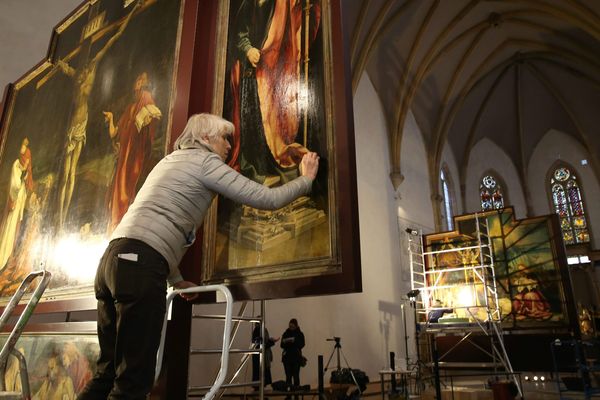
272,380,288,392
330,368,369,392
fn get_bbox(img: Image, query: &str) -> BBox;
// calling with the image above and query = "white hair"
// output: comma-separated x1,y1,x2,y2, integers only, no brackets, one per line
173,113,234,150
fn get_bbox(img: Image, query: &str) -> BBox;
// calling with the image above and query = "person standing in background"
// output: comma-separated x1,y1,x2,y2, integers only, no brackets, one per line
252,320,279,389
281,318,305,390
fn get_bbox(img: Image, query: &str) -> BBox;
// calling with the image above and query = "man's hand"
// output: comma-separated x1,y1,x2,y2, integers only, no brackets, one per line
173,280,199,301
246,47,261,67
300,152,319,180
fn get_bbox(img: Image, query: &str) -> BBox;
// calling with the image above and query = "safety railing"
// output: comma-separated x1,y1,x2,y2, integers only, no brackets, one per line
155,285,234,400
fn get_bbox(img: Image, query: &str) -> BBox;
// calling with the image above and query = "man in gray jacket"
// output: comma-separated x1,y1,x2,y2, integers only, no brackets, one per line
79,113,319,400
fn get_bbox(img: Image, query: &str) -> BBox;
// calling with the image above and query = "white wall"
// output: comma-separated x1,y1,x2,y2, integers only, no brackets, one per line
397,110,436,231
189,73,436,388
528,129,600,248
465,138,527,219
440,143,463,217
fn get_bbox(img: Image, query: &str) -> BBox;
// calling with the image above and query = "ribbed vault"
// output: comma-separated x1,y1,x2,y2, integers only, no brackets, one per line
346,0,600,224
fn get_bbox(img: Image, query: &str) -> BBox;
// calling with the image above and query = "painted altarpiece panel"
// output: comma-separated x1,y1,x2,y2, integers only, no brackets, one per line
0,0,184,300
424,208,576,331
202,0,361,298
0,334,99,399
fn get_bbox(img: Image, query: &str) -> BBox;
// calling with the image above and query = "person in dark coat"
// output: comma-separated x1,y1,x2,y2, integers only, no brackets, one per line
280,318,305,389
252,321,279,389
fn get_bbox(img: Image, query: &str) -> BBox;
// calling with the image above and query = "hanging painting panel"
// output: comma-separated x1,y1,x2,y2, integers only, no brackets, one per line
0,333,99,399
202,0,361,298
0,0,184,300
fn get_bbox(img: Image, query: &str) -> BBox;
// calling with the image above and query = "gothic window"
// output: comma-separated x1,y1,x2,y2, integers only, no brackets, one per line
480,174,504,211
550,166,590,245
440,168,454,230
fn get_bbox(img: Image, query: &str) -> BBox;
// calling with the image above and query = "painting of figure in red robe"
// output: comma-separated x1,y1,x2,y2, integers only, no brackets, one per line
0,0,182,298
207,0,338,282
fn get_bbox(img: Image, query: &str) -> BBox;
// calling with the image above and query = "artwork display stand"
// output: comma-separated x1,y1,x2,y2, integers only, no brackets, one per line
407,213,522,397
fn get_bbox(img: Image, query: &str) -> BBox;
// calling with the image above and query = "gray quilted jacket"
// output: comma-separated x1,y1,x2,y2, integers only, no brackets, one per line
111,144,313,285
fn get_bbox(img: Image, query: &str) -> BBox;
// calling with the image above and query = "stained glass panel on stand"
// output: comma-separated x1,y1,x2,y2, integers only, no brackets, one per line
549,166,589,246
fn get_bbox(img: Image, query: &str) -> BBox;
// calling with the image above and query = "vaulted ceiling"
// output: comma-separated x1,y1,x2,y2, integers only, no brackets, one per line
345,0,600,196
1,0,599,201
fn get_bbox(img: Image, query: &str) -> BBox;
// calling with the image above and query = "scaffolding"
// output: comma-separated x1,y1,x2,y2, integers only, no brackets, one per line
408,213,521,396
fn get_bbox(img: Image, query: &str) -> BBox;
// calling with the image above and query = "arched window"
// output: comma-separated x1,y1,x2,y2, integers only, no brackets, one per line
550,165,590,245
440,168,454,230
480,174,504,211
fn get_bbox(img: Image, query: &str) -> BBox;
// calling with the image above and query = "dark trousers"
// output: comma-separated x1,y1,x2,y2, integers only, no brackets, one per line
283,359,300,388
78,238,168,400
252,354,273,388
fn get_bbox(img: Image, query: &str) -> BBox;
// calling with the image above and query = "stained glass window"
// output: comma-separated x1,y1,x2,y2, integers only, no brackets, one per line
480,174,504,211
550,166,590,245
440,169,454,230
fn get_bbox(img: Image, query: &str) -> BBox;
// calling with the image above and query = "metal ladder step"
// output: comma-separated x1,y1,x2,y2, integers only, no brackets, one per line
192,315,261,322
191,348,261,355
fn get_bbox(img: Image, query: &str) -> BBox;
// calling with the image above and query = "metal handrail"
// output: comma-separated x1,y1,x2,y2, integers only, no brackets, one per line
154,285,234,400
0,270,51,395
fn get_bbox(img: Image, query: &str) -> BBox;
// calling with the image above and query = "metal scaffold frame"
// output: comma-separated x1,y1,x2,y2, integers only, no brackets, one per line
407,213,522,397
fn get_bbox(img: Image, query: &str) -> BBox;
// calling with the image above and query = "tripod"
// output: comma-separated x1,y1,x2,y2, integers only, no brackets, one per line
324,337,362,394
407,297,445,398
406,297,433,395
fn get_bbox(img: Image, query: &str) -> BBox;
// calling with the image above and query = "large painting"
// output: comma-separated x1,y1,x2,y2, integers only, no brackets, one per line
0,0,184,299
203,0,353,289
0,334,98,399
424,208,576,330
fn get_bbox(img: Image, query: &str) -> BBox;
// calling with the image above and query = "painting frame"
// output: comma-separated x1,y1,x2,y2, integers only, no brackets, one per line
0,0,188,303
201,0,361,300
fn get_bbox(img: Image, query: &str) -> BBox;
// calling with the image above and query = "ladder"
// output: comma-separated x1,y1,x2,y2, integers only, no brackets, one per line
0,270,52,400
155,285,266,400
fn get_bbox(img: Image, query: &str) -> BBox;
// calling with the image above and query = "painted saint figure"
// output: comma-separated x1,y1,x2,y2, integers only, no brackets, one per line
229,0,321,185
103,72,161,232
33,354,76,400
54,2,138,229
511,263,553,321
62,342,93,394
0,138,33,270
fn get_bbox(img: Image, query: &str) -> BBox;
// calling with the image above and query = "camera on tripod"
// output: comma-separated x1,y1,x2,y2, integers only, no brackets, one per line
324,335,370,396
